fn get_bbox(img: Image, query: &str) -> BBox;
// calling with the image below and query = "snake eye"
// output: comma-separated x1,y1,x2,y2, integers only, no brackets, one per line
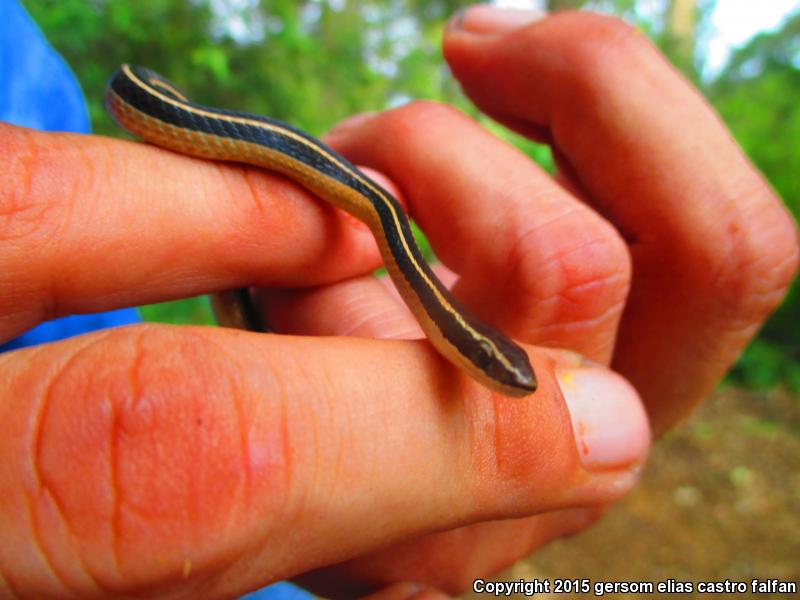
471,339,497,370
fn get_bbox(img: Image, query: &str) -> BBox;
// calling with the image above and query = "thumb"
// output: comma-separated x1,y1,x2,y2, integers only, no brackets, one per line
0,325,647,598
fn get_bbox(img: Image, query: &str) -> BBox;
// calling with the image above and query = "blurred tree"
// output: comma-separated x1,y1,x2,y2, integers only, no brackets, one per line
547,0,583,10
664,0,697,78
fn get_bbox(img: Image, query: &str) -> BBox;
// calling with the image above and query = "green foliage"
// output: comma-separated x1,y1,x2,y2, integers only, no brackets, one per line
19,0,799,391
138,296,215,326
24,0,225,133
730,339,800,394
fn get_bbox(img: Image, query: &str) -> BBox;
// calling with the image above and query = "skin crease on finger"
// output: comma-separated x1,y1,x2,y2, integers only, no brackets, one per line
0,324,643,598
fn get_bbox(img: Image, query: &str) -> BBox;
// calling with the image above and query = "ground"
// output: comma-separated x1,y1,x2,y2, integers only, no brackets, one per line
471,387,800,599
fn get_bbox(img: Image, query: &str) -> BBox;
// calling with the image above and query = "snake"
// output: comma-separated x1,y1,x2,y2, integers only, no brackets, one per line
105,64,536,397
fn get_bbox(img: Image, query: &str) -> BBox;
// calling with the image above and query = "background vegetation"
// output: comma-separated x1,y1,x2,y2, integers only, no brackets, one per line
21,0,800,392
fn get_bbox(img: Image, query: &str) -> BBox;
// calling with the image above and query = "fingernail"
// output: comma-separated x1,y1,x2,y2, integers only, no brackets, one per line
558,367,650,471
328,111,376,135
448,5,547,35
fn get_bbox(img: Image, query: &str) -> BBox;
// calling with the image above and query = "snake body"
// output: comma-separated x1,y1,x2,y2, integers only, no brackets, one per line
105,65,536,396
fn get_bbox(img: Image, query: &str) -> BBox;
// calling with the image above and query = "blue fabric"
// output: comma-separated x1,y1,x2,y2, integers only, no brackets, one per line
0,0,89,132
242,582,315,600
0,0,140,352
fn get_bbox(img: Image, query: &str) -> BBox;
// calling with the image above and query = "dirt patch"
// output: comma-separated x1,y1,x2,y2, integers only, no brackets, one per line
479,387,800,598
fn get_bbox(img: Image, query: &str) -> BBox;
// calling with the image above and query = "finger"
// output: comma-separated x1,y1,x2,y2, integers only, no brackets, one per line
258,274,422,340
443,8,799,432
259,264,458,340
297,509,602,597
0,123,390,341
326,104,631,363
358,581,450,600
0,325,647,598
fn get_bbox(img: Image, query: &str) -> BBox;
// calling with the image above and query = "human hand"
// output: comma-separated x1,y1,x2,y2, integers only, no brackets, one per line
277,6,798,597
0,57,646,600
1,6,795,598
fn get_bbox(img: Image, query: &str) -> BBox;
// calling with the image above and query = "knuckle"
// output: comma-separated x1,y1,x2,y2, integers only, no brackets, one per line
0,129,128,325
0,124,60,244
0,125,117,248
510,200,631,333
30,326,291,578
571,11,641,44
0,127,119,324
713,188,800,322
382,100,465,137
550,12,655,89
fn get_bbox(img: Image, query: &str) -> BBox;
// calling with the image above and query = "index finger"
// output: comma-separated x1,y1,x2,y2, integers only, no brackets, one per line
0,124,384,342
